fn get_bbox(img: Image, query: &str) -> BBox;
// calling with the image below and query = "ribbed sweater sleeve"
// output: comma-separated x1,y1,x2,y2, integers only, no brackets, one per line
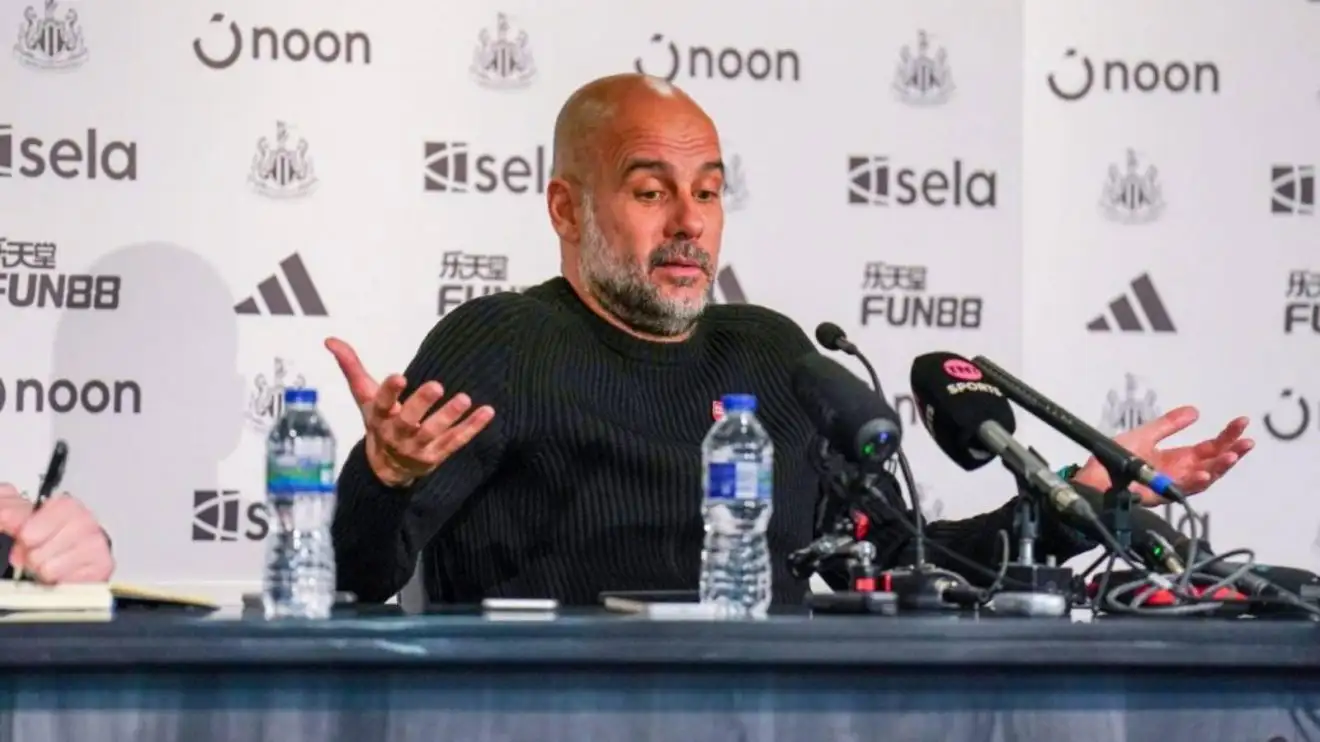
333,296,524,602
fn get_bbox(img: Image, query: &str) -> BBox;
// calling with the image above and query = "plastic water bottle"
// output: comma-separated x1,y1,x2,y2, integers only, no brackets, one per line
700,393,774,617
263,387,337,620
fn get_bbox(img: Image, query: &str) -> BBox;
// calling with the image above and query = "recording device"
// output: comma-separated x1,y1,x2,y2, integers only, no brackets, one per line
908,352,1092,597
969,356,1187,506
791,353,902,466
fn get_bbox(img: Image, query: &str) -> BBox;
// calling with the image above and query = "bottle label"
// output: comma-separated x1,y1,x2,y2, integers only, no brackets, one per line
267,454,336,496
707,462,772,501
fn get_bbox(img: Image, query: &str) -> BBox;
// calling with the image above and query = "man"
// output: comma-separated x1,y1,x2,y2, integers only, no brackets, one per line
327,74,1253,605
0,485,114,583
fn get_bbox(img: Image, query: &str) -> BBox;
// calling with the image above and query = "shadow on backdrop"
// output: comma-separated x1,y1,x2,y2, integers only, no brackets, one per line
50,242,242,582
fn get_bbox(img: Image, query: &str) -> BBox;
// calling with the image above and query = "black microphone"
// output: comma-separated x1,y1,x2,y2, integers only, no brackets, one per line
908,352,1097,522
791,353,902,466
970,356,1187,504
812,321,929,574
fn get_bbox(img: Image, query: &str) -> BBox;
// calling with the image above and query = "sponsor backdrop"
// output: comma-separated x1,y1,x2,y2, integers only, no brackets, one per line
0,0,1316,603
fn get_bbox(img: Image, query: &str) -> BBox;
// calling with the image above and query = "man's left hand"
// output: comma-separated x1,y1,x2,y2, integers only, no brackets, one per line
0,485,114,583
1073,406,1255,506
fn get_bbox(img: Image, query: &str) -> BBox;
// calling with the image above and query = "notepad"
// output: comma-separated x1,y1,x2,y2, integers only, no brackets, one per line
0,582,113,612
0,582,220,614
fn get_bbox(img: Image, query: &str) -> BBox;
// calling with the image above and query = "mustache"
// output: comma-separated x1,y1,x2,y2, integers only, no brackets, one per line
648,242,713,274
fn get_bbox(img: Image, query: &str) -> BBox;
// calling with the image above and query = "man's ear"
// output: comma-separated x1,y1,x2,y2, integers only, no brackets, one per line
547,178,581,243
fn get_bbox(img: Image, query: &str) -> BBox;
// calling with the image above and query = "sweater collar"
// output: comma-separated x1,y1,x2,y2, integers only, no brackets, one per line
543,277,710,366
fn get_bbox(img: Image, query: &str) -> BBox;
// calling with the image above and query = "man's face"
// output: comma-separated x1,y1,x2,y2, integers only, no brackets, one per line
576,111,725,337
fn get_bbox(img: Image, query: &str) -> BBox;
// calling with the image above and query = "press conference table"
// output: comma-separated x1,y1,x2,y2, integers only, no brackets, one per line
0,608,1316,742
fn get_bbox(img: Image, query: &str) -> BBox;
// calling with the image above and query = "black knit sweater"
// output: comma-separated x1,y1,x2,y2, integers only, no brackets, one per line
332,277,1092,605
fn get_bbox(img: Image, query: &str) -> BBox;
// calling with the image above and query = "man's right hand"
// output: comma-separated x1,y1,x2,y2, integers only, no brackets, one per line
326,337,496,488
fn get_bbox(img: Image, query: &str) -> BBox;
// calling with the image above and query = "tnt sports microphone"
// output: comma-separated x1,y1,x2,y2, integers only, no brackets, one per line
791,353,902,466
970,356,1187,505
908,352,1097,523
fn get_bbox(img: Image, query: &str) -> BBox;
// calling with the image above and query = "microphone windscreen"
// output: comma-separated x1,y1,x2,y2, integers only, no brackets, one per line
814,322,847,351
908,351,1016,471
792,352,902,464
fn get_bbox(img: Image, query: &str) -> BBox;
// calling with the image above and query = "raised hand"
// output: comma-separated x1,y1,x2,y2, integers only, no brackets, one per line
325,337,496,488
1074,406,1254,506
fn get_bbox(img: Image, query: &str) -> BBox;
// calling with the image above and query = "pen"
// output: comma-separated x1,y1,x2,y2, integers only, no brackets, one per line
13,441,68,582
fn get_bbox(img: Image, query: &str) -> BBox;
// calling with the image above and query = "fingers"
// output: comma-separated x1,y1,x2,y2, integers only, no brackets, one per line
326,337,380,407
0,491,33,538
420,406,496,462
1191,417,1253,458
397,382,446,427
16,496,112,584
368,375,407,421
417,392,472,437
1143,405,1199,442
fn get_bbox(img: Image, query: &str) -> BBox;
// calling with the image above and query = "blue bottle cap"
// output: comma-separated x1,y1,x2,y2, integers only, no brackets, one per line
284,387,317,405
721,393,756,412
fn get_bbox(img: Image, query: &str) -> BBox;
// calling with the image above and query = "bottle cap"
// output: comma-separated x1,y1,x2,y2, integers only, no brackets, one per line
721,393,756,412
284,388,317,405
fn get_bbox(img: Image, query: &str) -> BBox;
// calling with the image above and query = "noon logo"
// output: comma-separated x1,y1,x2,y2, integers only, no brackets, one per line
0,124,137,181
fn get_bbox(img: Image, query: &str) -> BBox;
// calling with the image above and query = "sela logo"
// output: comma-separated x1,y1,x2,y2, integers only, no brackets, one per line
248,122,318,199
1086,273,1176,334
192,13,371,70
234,253,328,317
633,33,800,83
1271,165,1314,215
191,490,270,542
423,141,548,194
0,237,121,310
847,155,996,208
1100,149,1164,224
1046,49,1220,101
706,265,747,304
0,376,141,414
438,250,526,316
245,357,305,432
1100,373,1159,435
470,13,535,89
0,124,137,180
13,0,89,71
892,30,954,106
859,262,983,330
1285,269,1320,334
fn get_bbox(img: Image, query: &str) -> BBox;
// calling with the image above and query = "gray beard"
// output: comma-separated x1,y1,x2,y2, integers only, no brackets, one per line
578,201,712,337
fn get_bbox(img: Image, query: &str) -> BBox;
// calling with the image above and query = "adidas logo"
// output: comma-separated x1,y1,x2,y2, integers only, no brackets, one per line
1086,273,1176,333
707,266,747,304
234,253,328,316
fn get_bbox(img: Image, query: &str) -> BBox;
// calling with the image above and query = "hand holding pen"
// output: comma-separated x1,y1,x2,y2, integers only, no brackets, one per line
0,442,114,584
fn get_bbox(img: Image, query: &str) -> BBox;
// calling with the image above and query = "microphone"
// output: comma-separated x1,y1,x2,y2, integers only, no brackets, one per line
791,353,902,466
970,356,1187,504
811,322,931,574
908,352,1098,522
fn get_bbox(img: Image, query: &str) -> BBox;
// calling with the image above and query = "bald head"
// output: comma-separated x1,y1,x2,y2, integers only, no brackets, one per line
546,73,725,341
551,73,710,184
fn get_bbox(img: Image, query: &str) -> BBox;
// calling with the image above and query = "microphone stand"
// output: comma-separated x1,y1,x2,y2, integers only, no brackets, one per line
1000,455,1076,601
